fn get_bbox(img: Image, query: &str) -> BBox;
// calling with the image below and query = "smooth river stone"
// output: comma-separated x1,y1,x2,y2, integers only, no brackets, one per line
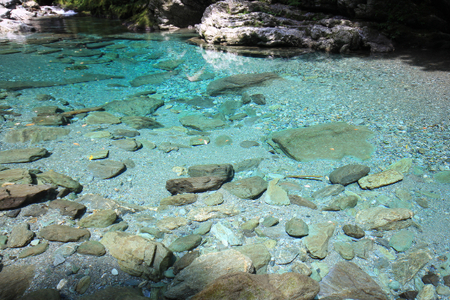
78,209,117,228
270,122,374,161
166,176,226,195
169,234,202,252
0,147,47,163
179,114,226,131
222,176,268,200
285,218,309,237
188,164,234,180
88,160,126,179
0,168,33,185
39,225,90,242
358,169,404,189
7,223,34,248
160,194,198,206
329,164,370,185
112,139,142,151
84,111,121,125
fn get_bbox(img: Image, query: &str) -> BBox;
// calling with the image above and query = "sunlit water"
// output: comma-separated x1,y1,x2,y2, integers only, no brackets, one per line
1,15,450,298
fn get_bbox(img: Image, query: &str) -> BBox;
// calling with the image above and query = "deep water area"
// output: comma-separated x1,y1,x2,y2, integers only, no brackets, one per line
0,15,450,300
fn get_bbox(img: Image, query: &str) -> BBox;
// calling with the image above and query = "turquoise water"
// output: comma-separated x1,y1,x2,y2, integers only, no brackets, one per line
1,15,450,299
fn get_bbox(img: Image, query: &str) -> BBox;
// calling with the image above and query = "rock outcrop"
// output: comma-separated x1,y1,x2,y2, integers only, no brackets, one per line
195,0,394,52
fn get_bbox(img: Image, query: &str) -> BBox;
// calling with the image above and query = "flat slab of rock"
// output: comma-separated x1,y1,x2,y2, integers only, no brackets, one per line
188,164,234,180
186,206,240,222
84,111,121,125
78,209,117,228
39,224,90,242
358,169,403,189
36,169,83,193
164,249,254,300
222,176,268,199
179,115,226,131
304,222,335,259
7,223,34,248
0,147,47,163
206,72,281,96
0,265,35,300
166,176,226,195
356,207,414,230
48,199,86,219
270,122,373,161
4,127,70,143
112,139,142,151
319,261,388,300
193,272,319,300
100,231,173,281
0,168,33,185
88,160,126,179
0,184,55,210
160,194,198,206
329,164,370,185
392,249,432,284
121,116,163,129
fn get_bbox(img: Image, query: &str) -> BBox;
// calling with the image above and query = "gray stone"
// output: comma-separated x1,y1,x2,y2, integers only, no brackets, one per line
192,272,319,300
235,243,271,273
323,195,358,211
84,111,121,125
342,224,365,239
18,240,49,258
353,239,374,259
121,116,163,129
4,127,70,143
215,135,233,146
270,122,374,161
207,72,281,96
319,261,388,299
188,164,234,180
0,168,33,185
392,249,433,285
20,204,48,217
32,114,67,126
100,231,173,281
333,242,354,260
304,222,335,259
77,241,106,256
0,147,47,164
179,115,226,131
187,206,239,222
389,230,414,252
88,160,126,179
166,176,226,195
111,139,142,151
285,218,309,237
211,222,244,246
169,234,202,252
112,129,140,138
233,158,264,173
265,178,290,205
160,194,198,206
36,169,82,193
76,276,91,294
261,216,279,227
39,225,90,242
48,199,86,219
164,249,254,300
312,184,345,199
109,221,129,232
129,71,179,88
203,192,224,206
288,195,317,209
7,223,34,248
222,176,268,199
329,164,370,185
78,209,117,228
193,221,213,235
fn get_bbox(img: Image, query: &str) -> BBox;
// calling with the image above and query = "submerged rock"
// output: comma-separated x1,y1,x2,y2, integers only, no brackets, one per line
129,70,179,87
4,127,70,143
207,72,281,96
104,97,164,116
356,207,414,230
88,160,126,179
164,249,254,300
269,122,374,161
222,176,268,199
0,184,55,210
100,231,173,281
358,169,404,189
179,114,226,131
193,272,320,300
319,261,388,299
329,164,370,186
36,169,83,193
166,176,226,195
0,147,47,163
0,265,35,300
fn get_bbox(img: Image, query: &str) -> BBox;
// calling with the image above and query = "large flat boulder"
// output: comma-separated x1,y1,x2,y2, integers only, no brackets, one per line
0,184,55,210
206,72,281,96
0,147,48,163
100,231,173,281
269,122,374,161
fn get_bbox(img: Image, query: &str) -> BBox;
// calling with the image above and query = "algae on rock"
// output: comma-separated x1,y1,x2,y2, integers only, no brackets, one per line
269,122,374,161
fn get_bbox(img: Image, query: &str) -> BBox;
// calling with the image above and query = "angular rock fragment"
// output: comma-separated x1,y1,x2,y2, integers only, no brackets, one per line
358,169,403,189
329,164,370,185
0,147,48,164
0,184,56,210
39,225,90,242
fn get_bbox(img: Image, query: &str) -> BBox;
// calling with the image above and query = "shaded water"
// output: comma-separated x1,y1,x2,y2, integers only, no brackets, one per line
1,15,450,299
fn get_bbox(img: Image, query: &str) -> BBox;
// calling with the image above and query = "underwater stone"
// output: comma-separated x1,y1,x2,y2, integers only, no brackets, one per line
304,222,335,259
84,111,121,125
0,184,56,210
435,171,450,184
265,178,290,206
179,115,226,131
121,116,163,129
392,249,432,285
112,139,142,151
166,176,226,195
104,97,164,116
78,209,117,228
285,218,309,237
39,225,90,242
0,147,47,163
188,164,234,180
356,207,413,230
36,169,83,193
129,70,179,87
153,59,184,71
4,127,70,143
222,176,268,200
160,194,198,206
0,168,33,185
186,206,240,222
269,122,374,161
169,234,202,252
358,169,403,189
207,72,281,96
88,160,126,179
329,164,370,185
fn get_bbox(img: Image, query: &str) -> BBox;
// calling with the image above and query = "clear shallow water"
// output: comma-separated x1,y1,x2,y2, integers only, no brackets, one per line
1,15,450,298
